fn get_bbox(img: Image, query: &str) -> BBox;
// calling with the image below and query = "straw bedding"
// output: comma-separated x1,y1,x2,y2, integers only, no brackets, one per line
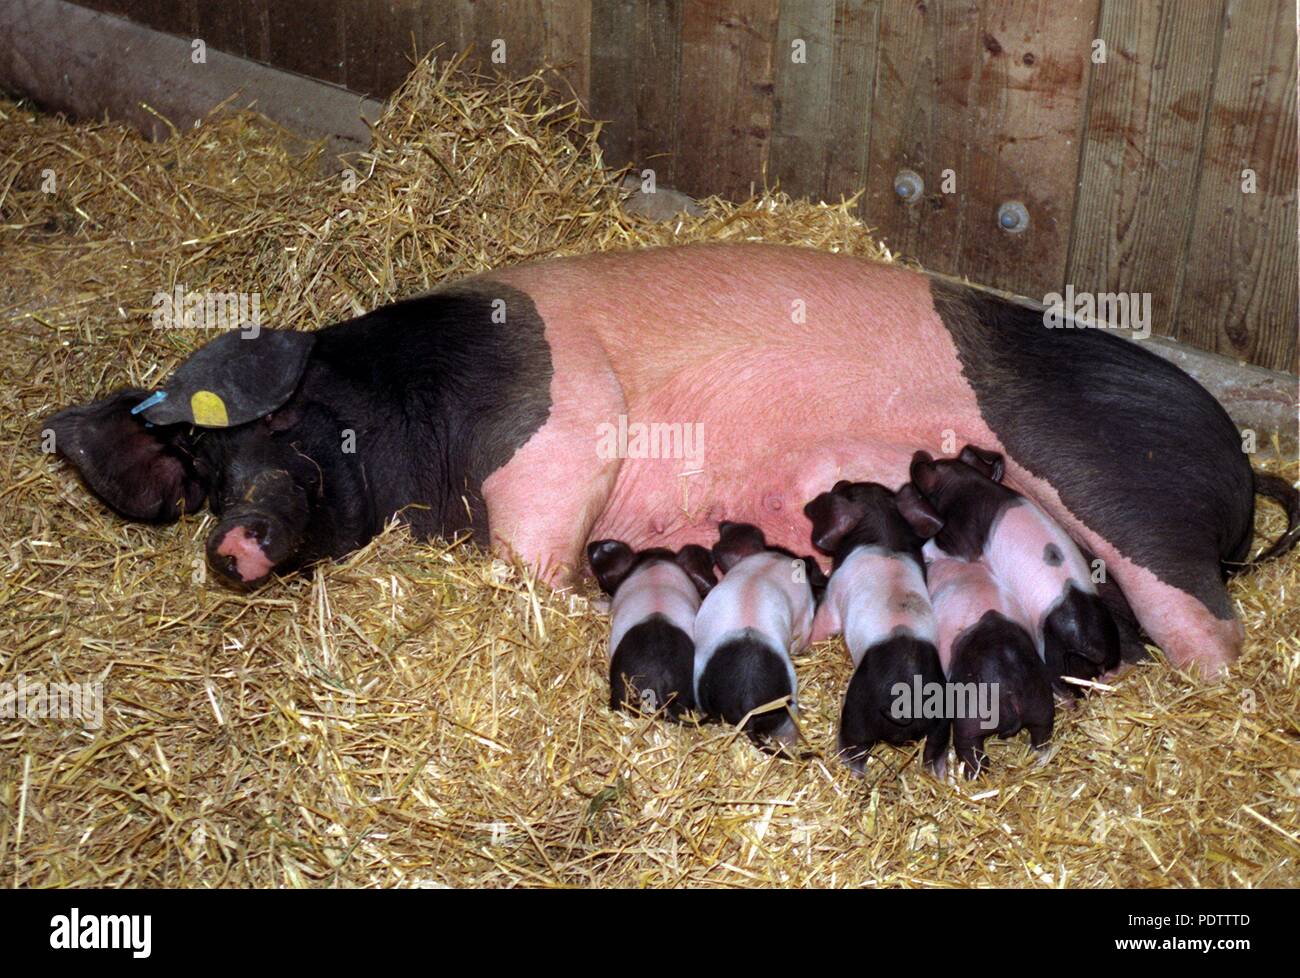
1,56,1297,888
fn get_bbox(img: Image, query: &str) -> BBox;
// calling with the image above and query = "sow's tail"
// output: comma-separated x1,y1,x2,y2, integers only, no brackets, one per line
1233,471,1300,571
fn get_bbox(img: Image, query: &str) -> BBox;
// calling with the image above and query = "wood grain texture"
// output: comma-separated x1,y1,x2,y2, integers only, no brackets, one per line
589,0,638,168
676,0,781,200
1067,0,1225,341
267,0,346,85
1174,0,1298,373
824,0,881,202
864,0,1099,294
543,0,593,103
770,0,835,199
196,1,247,59
344,0,421,96
631,0,682,183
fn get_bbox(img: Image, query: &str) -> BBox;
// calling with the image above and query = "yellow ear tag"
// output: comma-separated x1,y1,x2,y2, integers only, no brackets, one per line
190,390,230,427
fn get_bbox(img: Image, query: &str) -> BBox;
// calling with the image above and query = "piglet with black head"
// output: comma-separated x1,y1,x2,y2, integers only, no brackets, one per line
908,446,1121,693
587,539,716,719
918,535,1055,779
804,481,949,775
692,522,826,750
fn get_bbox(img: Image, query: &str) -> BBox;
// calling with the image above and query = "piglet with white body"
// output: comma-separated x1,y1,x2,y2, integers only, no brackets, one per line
693,522,825,748
588,540,717,719
908,446,1121,692
920,535,1055,778
804,481,949,774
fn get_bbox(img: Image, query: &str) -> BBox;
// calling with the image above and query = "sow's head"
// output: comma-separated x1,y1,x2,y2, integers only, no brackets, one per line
46,328,370,589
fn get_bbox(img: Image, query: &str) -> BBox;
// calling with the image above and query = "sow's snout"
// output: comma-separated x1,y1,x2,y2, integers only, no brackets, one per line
205,469,309,588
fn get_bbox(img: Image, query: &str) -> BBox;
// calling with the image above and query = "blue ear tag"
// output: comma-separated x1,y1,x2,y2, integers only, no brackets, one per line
131,390,168,415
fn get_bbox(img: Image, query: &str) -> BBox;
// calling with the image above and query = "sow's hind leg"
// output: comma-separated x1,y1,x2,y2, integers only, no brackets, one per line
930,281,1255,677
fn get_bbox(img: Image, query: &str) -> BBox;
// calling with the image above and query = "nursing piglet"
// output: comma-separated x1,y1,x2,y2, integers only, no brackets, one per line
918,531,1055,779
909,447,1121,691
693,522,825,748
587,540,717,718
804,481,949,775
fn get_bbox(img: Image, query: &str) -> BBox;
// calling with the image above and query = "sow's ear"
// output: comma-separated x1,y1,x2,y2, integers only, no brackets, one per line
895,483,944,539
804,487,866,555
959,444,1006,482
675,544,717,597
587,539,637,595
713,521,767,573
45,388,207,522
138,328,316,428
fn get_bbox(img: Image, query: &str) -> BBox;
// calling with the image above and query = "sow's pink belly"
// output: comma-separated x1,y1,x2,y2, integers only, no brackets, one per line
488,243,1001,562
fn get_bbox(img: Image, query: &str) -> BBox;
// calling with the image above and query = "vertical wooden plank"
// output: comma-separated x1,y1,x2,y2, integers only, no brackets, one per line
1067,0,1225,340
456,0,545,77
242,0,273,65
676,0,781,200
769,0,835,199
824,0,882,202
268,0,347,85
417,0,466,63
632,0,683,182
543,0,593,104
139,0,198,36
197,0,248,58
589,0,638,169
864,0,1098,294
344,0,422,96
1174,0,1297,372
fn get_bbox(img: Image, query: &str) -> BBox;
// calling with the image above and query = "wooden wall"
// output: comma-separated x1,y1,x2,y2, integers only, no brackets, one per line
68,0,1298,373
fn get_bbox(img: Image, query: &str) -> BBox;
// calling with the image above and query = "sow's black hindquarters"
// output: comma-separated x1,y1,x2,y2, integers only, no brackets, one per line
1043,583,1122,696
949,610,1055,779
609,615,697,720
696,629,796,746
838,633,950,775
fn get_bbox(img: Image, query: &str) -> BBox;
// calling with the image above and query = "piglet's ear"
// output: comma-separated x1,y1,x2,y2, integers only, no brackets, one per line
713,521,767,573
675,544,717,597
586,539,636,595
909,450,939,495
804,490,865,555
896,483,944,540
45,388,208,523
959,444,1005,482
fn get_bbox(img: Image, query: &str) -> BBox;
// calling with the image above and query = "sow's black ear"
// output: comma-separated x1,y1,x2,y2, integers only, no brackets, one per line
896,483,943,539
45,388,207,523
138,328,316,429
675,544,717,597
959,444,1006,482
587,539,637,595
713,521,767,573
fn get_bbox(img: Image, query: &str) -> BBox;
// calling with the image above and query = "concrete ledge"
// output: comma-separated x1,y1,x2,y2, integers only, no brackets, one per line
0,0,381,166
